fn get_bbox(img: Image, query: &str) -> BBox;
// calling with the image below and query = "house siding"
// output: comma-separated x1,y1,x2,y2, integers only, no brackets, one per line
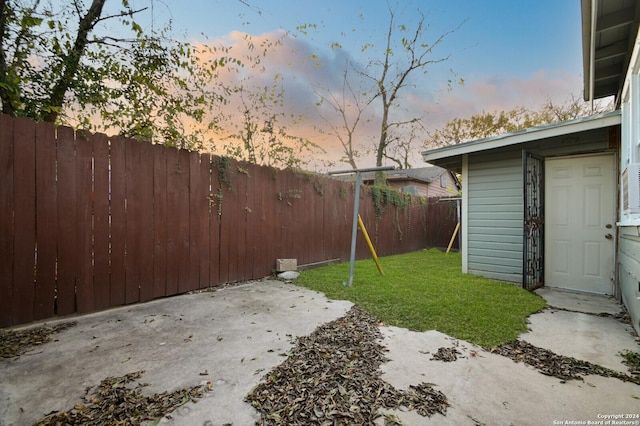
467,152,523,283
389,172,458,198
463,129,614,284
618,227,640,336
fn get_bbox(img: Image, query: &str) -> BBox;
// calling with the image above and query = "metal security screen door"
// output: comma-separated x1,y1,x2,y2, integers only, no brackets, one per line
523,151,544,290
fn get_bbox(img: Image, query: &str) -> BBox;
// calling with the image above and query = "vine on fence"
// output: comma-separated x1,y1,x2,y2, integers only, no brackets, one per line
370,184,411,219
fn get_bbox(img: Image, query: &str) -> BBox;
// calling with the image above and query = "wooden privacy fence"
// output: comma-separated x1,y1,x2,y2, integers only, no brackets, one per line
0,115,459,327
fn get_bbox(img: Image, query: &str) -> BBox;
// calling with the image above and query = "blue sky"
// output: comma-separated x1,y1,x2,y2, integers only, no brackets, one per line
131,0,586,169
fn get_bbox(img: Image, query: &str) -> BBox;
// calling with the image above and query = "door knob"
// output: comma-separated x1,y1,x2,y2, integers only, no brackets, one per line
605,224,612,229
605,233,612,239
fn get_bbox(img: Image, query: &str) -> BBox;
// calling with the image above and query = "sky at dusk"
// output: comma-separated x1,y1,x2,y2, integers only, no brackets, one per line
127,0,586,170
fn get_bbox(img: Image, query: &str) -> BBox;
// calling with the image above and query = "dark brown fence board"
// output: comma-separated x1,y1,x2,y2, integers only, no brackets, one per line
197,155,211,288
235,164,248,282
242,162,256,280
33,121,57,320
55,126,77,316
186,151,203,291
12,118,36,324
217,160,231,284
283,171,297,259
75,132,94,313
92,133,111,310
187,151,201,290
221,160,241,283
164,147,180,295
124,139,142,304
109,136,127,306
208,158,221,287
138,141,155,302
176,150,191,293
271,171,284,262
253,164,270,275
0,115,14,327
152,144,168,298
252,164,268,277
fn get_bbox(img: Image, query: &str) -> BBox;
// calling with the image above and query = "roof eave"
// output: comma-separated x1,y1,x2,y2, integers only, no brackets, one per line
421,110,621,164
581,0,594,101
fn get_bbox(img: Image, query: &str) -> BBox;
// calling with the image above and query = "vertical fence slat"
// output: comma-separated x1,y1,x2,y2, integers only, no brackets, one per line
125,139,142,304
176,150,191,293
55,126,77,316
12,118,36,324
34,121,57,320
244,163,259,279
153,145,168,298
188,151,203,291
208,157,221,287
165,148,180,295
0,115,14,327
109,136,127,306
138,141,155,302
235,163,248,282
197,154,211,288
217,159,232,284
75,131,94,313
271,169,284,262
93,133,110,310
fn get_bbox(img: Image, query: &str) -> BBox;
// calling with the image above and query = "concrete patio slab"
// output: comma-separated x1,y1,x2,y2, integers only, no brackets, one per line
1,281,638,426
535,287,622,315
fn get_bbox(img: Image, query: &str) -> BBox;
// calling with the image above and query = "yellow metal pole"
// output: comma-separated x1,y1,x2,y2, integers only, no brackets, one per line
446,222,461,254
357,214,384,275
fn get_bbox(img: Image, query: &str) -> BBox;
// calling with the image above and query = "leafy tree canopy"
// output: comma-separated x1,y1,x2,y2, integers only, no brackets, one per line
424,95,613,148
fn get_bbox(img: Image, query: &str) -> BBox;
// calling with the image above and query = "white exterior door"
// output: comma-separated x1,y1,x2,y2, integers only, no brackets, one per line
545,154,616,294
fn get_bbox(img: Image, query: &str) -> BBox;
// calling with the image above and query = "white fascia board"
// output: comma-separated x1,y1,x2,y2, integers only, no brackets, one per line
422,111,621,163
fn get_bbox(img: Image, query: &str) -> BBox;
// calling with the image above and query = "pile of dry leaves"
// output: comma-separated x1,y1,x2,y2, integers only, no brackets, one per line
34,371,207,425
0,321,77,358
245,306,449,425
492,340,640,384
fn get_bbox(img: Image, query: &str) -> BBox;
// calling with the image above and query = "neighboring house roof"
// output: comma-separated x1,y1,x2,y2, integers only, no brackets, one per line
581,0,640,102
421,110,621,172
334,166,461,190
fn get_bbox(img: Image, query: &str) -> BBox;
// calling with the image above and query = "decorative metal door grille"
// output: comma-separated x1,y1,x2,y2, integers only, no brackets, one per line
523,151,544,291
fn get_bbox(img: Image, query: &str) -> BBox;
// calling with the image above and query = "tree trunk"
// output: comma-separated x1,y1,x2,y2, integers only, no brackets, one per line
0,0,15,116
42,0,106,122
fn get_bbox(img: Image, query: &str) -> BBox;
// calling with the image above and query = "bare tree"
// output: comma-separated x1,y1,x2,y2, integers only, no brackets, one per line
357,7,463,176
314,66,375,169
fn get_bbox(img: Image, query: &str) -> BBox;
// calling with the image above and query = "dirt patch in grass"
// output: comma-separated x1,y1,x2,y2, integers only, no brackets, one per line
0,322,77,359
245,306,449,424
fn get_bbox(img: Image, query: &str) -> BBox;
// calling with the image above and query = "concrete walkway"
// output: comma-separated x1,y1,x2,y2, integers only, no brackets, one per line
0,281,638,426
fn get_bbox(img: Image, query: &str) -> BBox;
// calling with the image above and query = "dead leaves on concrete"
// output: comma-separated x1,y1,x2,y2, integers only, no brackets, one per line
34,370,206,425
245,306,449,425
492,340,640,384
0,321,77,359
430,346,461,362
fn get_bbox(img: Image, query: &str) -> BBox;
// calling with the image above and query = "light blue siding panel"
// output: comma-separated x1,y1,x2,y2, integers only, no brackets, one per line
470,196,522,206
468,247,521,259
468,241,521,252
473,204,522,213
467,151,523,282
467,268,521,283
618,228,640,336
470,211,522,221
468,219,521,229
468,234,522,244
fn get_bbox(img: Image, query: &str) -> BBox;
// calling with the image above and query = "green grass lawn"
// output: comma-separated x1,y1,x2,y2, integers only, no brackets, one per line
295,249,547,348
